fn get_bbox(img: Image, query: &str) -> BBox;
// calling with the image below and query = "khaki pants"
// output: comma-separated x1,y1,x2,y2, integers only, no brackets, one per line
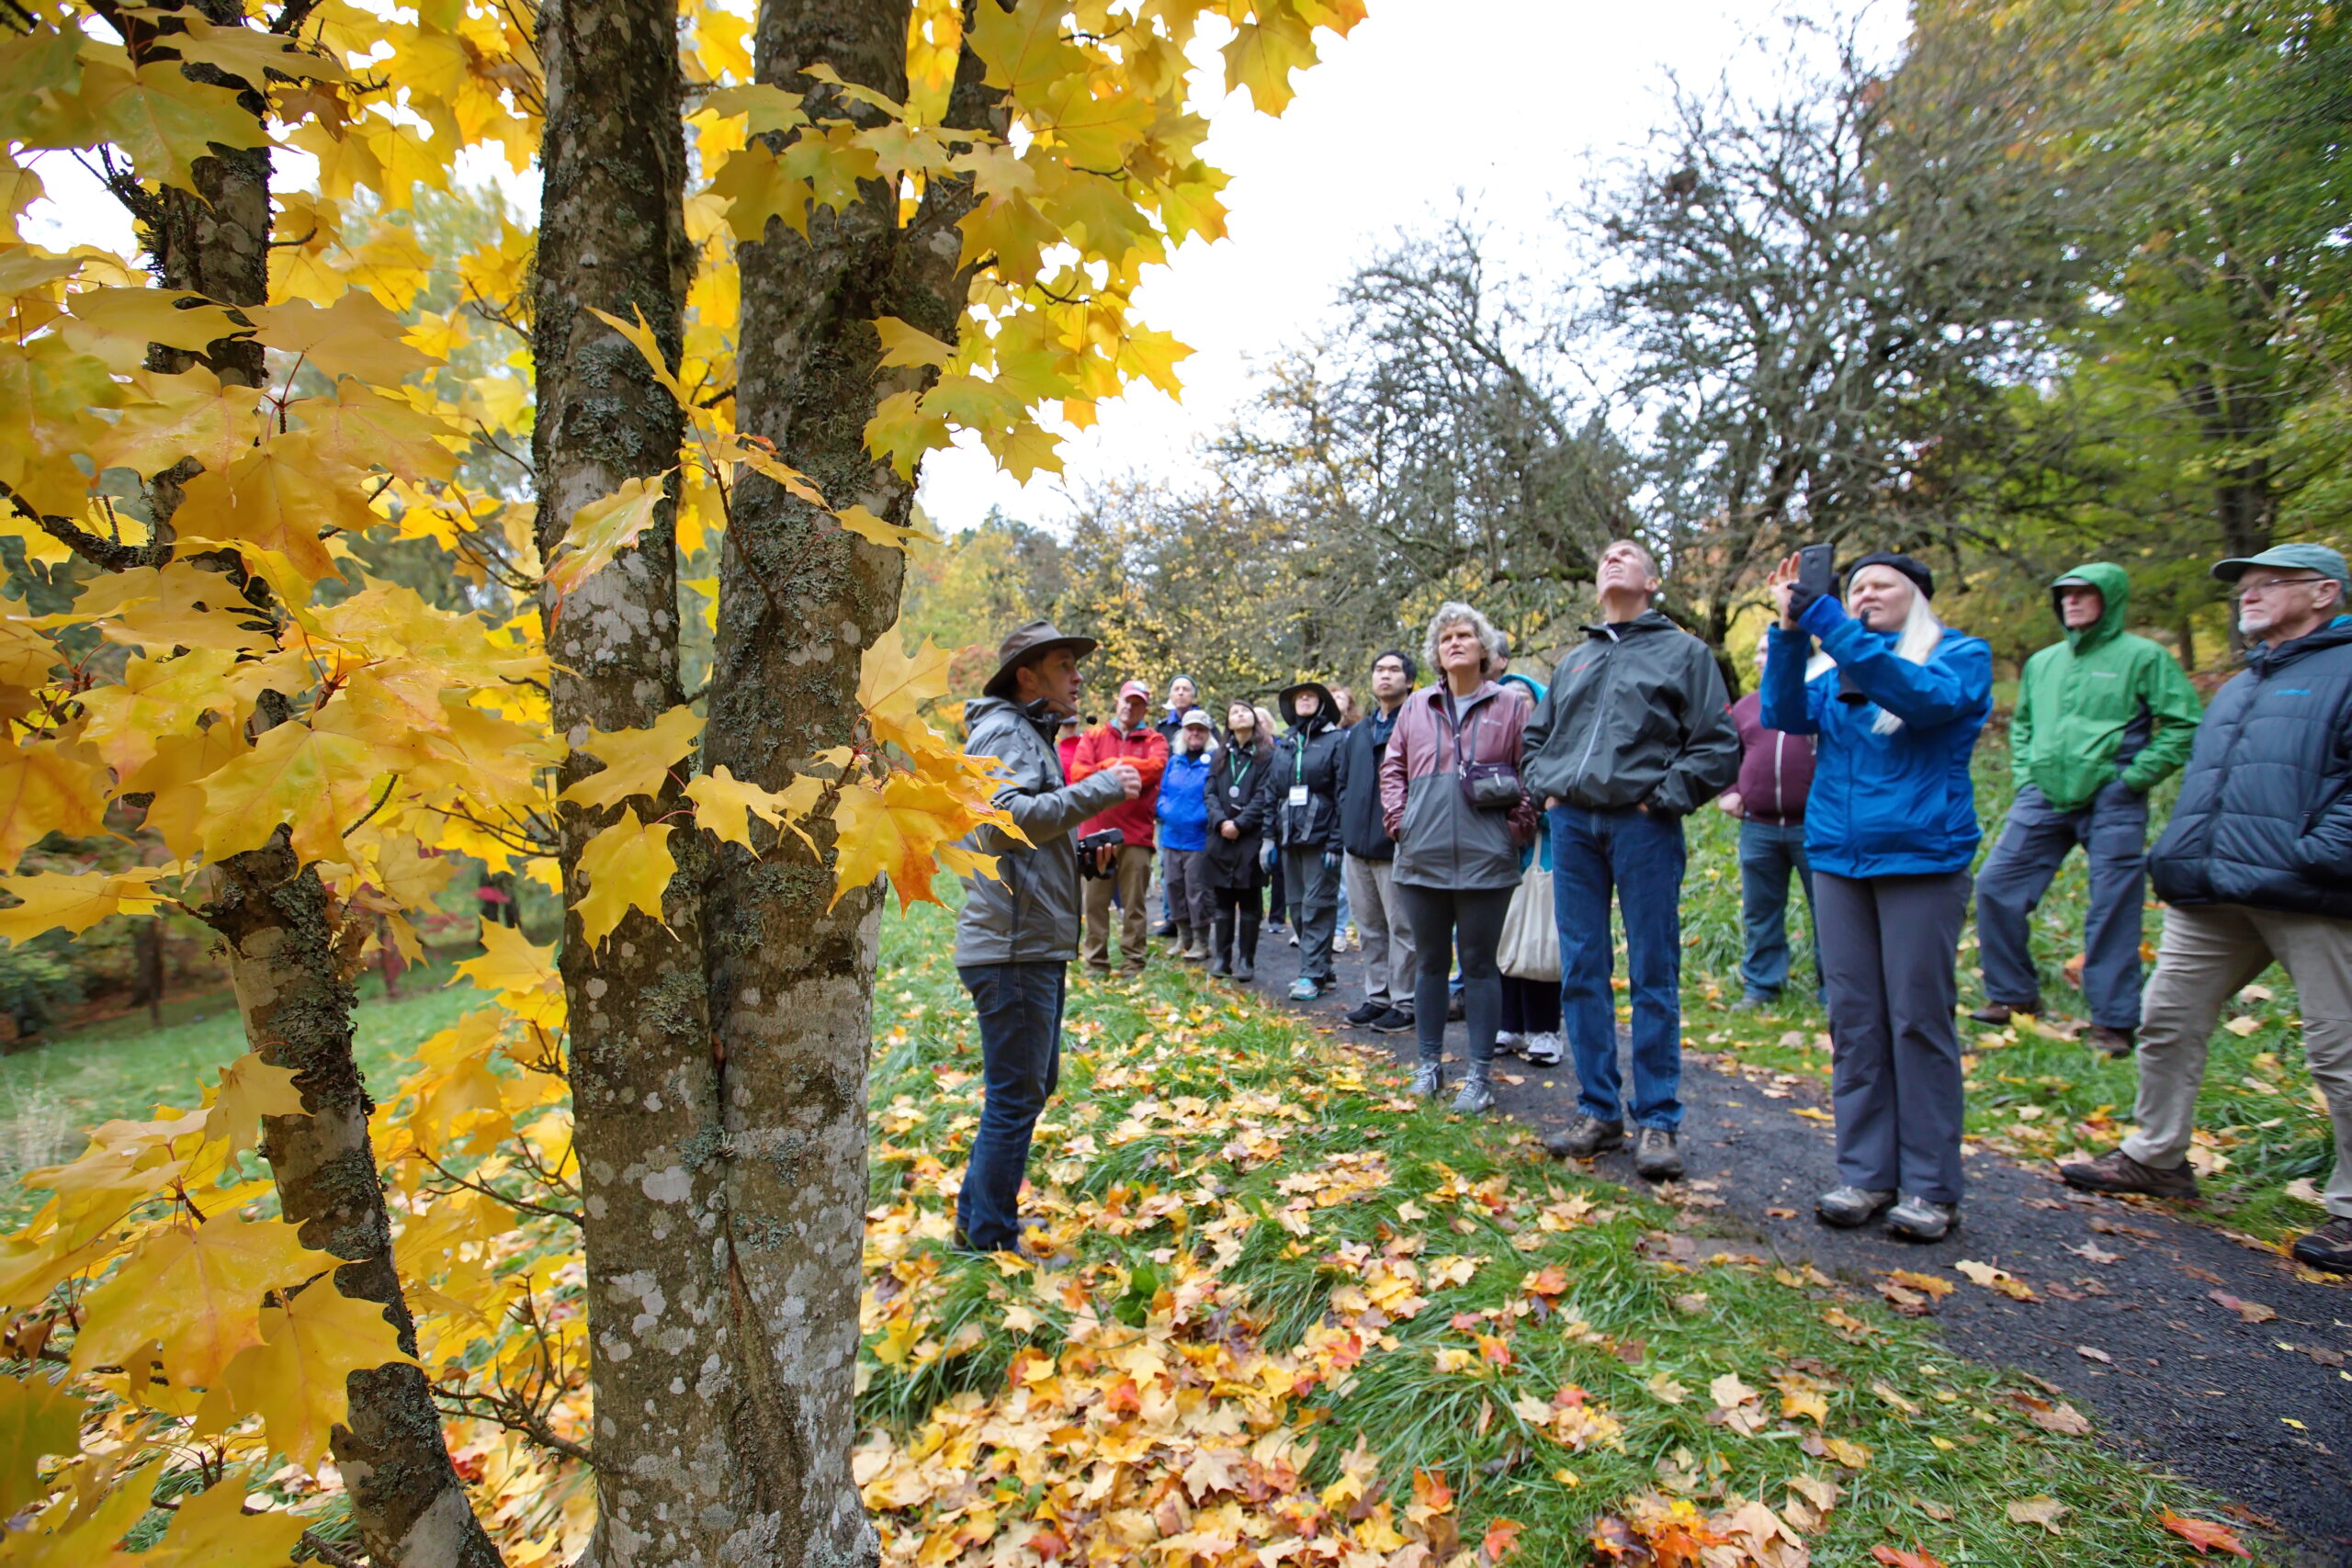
1343,853,1417,1009
1083,844,1154,973
2122,902,2352,1219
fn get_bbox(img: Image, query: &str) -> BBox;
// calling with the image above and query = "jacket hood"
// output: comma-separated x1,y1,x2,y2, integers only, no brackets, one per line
1279,681,1338,731
2051,561,2131,649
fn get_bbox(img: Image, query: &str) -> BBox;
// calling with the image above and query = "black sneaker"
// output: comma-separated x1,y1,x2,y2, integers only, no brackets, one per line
2291,1216,2352,1275
1154,921,1179,938
1968,1002,2022,1025
1544,1114,1624,1160
1368,1006,1416,1034
1345,1000,1388,1026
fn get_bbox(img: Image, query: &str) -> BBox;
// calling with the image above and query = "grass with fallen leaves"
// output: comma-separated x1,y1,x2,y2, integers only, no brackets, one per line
855,896,2256,1566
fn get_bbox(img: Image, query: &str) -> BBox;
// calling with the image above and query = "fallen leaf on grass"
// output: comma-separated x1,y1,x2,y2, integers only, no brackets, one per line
1871,1380,1920,1416
1801,1434,1871,1469
2075,1345,2112,1364
2158,1508,2255,1559
1645,1371,1688,1405
1911,1497,1954,1522
1766,1206,1797,1219
1792,1106,1835,1122
2222,1015,2261,1037
1821,1306,1874,1341
1954,1258,2038,1301
2208,1291,2276,1324
1871,1548,1946,1568
1479,1517,1523,1562
2006,1495,2069,1535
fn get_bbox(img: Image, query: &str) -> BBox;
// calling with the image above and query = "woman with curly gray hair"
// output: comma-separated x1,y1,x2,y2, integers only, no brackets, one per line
1379,603,1538,1112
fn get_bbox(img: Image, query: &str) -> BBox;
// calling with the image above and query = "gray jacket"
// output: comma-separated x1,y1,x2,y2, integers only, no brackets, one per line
953,695,1130,966
1521,610,1740,817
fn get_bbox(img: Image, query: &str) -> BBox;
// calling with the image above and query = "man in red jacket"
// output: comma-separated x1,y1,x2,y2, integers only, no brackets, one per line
1071,680,1169,975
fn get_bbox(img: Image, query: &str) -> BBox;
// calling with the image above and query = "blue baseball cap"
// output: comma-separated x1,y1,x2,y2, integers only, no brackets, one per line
2211,542,2348,591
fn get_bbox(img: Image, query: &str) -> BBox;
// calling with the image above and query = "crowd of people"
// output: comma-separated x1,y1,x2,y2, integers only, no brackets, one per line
948,539,2352,1279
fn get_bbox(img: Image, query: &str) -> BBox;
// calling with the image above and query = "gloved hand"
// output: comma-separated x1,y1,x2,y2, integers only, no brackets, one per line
1785,577,1825,623
1322,849,1341,871
1260,840,1276,873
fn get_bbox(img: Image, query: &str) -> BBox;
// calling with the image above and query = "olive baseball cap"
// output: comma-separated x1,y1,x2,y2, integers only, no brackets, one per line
2210,542,2349,590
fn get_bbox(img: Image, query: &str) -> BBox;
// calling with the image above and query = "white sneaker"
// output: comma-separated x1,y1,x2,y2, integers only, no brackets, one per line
1494,1032,1525,1056
1524,1031,1564,1066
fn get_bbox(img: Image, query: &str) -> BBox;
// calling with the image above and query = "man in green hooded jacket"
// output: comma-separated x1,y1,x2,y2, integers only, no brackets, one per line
1972,563,2203,1053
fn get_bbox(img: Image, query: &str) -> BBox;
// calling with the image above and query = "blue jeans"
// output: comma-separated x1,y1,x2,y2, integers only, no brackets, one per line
955,963,1066,1251
1737,818,1819,998
1551,804,1687,1129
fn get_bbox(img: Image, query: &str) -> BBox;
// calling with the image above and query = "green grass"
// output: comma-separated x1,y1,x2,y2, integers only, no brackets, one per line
859,897,2261,1565
1677,739,2334,1249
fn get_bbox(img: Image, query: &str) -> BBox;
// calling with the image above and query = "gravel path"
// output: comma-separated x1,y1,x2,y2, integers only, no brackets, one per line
1193,917,2352,1564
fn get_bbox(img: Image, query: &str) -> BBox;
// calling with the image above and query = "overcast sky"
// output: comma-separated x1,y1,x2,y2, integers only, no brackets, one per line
26,1,1904,535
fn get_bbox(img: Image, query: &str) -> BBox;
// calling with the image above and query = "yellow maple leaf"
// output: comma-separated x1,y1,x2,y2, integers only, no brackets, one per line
199,718,385,865
0,1371,85,1517
71,1213,334,1391
830,772,966,909
0,743,105,867
585,304,688,403
88,366,266,479
64,286,245,354
575,807,675,947
682,764,819,852
285,380,458,482
175,434,376,583
138,1474,311,1568
0,870,164,943
203,1051,307,1162
243,292,434,385
857,635,953,754
547,473,671,597
77,648,240,778
560,703,704,809
80,62,264,191
873,315,954,370
222,1276,414,1472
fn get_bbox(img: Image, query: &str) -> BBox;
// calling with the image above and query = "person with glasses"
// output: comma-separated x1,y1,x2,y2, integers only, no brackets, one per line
1333,649,1422,1034
2063,543,2352,1277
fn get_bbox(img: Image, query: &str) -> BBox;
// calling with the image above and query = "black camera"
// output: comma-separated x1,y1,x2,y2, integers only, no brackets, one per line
1075,829,1123,877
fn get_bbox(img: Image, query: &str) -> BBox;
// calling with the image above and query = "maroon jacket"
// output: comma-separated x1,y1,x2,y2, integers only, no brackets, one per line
1378,682,1537,891
1729,692,1815,825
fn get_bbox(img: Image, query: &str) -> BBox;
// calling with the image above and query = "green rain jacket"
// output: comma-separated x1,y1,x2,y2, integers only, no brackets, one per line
2012,561,2203,812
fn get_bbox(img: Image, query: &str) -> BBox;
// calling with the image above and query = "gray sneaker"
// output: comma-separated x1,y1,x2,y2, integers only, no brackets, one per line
1452,1066,1495,1116
1815,1185,1897,1228
1408,1062,1446,1100
1544,1114,1624,1160
1633,1127,1683,1181
1884,1193,1960,1242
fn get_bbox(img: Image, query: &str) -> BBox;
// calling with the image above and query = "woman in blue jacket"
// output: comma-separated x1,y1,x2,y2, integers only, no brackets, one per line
1762,550,1992,1242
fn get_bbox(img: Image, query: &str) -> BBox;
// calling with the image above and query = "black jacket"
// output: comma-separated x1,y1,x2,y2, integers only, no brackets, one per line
1521,610,1739,817
1333,704,1403,861
2150,619,2352,919
1205,731,1279,889
1274,707,1346,851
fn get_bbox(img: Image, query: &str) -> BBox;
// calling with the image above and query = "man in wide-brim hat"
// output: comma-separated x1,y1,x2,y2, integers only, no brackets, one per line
951,620,1141,1256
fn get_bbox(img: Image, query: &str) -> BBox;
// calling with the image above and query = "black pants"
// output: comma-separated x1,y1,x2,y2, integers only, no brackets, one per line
1501,973,1560,1034
1397,882,1512,1067
1211,885,1262,967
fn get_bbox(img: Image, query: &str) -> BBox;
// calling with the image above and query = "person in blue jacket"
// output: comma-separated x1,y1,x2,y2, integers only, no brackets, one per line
1155,709,1217,961
1763,549,1993,1242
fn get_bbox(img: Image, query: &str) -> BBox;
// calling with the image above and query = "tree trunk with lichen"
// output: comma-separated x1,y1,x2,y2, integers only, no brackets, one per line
94,9,507,1564
529,0,761,1561
699,4,998,1561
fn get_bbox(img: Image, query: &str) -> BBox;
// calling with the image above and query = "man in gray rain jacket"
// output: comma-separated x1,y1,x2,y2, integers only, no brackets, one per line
952,621,1139,1253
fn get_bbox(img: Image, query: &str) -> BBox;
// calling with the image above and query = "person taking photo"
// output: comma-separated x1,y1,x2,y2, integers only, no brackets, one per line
1069,680,1168,976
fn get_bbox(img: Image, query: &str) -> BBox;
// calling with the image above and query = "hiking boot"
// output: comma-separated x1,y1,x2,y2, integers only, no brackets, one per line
1815,1186,1896,1228
1884,1194,1960,1242
1633,1127,1683,1181
1233,955,1255,982
2059,1146,2199,1200
1287,976,1321,1001
1968,1002,2022,1026
1452,1066,1495,1116
2290,1216,2352,1275
1408,1061,1446,1100
1182,940,1210,963
1524,1031,1564,1066
1208,955,1231,978
1369,1006,1416,1034
1545,1114,1625,1160
1345,1000,1389,1026
2088,1024,2135,1056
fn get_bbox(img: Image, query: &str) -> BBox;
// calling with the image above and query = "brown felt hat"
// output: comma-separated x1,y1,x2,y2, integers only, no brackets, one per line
982,619,1098,698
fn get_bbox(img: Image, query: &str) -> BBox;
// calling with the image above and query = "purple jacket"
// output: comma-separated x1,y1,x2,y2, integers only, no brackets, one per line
1378,682,1537,891
1729,692,1815,825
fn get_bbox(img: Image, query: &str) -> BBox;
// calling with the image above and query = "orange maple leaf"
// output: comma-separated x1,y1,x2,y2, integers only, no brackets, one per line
2158,1509,2253,1559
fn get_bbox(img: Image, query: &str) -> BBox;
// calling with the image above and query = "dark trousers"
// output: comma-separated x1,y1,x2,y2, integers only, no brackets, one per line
1501,973,1560,1034
955,962,1066,1252
1210,885,1261,968
1737,818,1819,998
1398,882,1512,1066
1815,869,1970,1204
1551,804,1688,1129
1282,846,1341,985
1974,781,2149,1030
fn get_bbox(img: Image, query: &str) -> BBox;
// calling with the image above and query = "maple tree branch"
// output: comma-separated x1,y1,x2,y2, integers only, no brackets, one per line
342,773,401,838
435,1387,593,1465
0,479,169,572
298,1529,368,1568
414,1146,582,1225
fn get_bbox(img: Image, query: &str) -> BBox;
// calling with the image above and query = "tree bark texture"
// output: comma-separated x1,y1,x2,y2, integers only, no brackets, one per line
530,0,746,1563
104,11,509,1562
205,838,504,1568
704,6,998,1562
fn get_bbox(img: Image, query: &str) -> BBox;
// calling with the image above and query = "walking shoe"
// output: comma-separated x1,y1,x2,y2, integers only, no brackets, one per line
1286,976,1321,1001
1288,929,1300,947
2088,1024,2135,1056
1408,1061,1446,1099
1729,991,1774,1012
1182,940,1210,963
1369,1006,1416,1034
1967,1002,2022,1025
1345,1000,1389,1026
1523,1031,1564,1066
1452,1067,1495,1116
1155,920,1179,938
1208,955,1231,978
1494,1031,1525,1057
2290,1216,2352,1275
1884,1194,1960,1242
1633,1127,1683,1181
2058,1146,2199,1200
1814,1186,1896,1228
1544,1114,1624,1160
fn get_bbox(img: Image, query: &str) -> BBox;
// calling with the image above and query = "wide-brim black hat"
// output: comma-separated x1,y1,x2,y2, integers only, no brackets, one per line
982,619,1098,698
1276,680,1336,719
